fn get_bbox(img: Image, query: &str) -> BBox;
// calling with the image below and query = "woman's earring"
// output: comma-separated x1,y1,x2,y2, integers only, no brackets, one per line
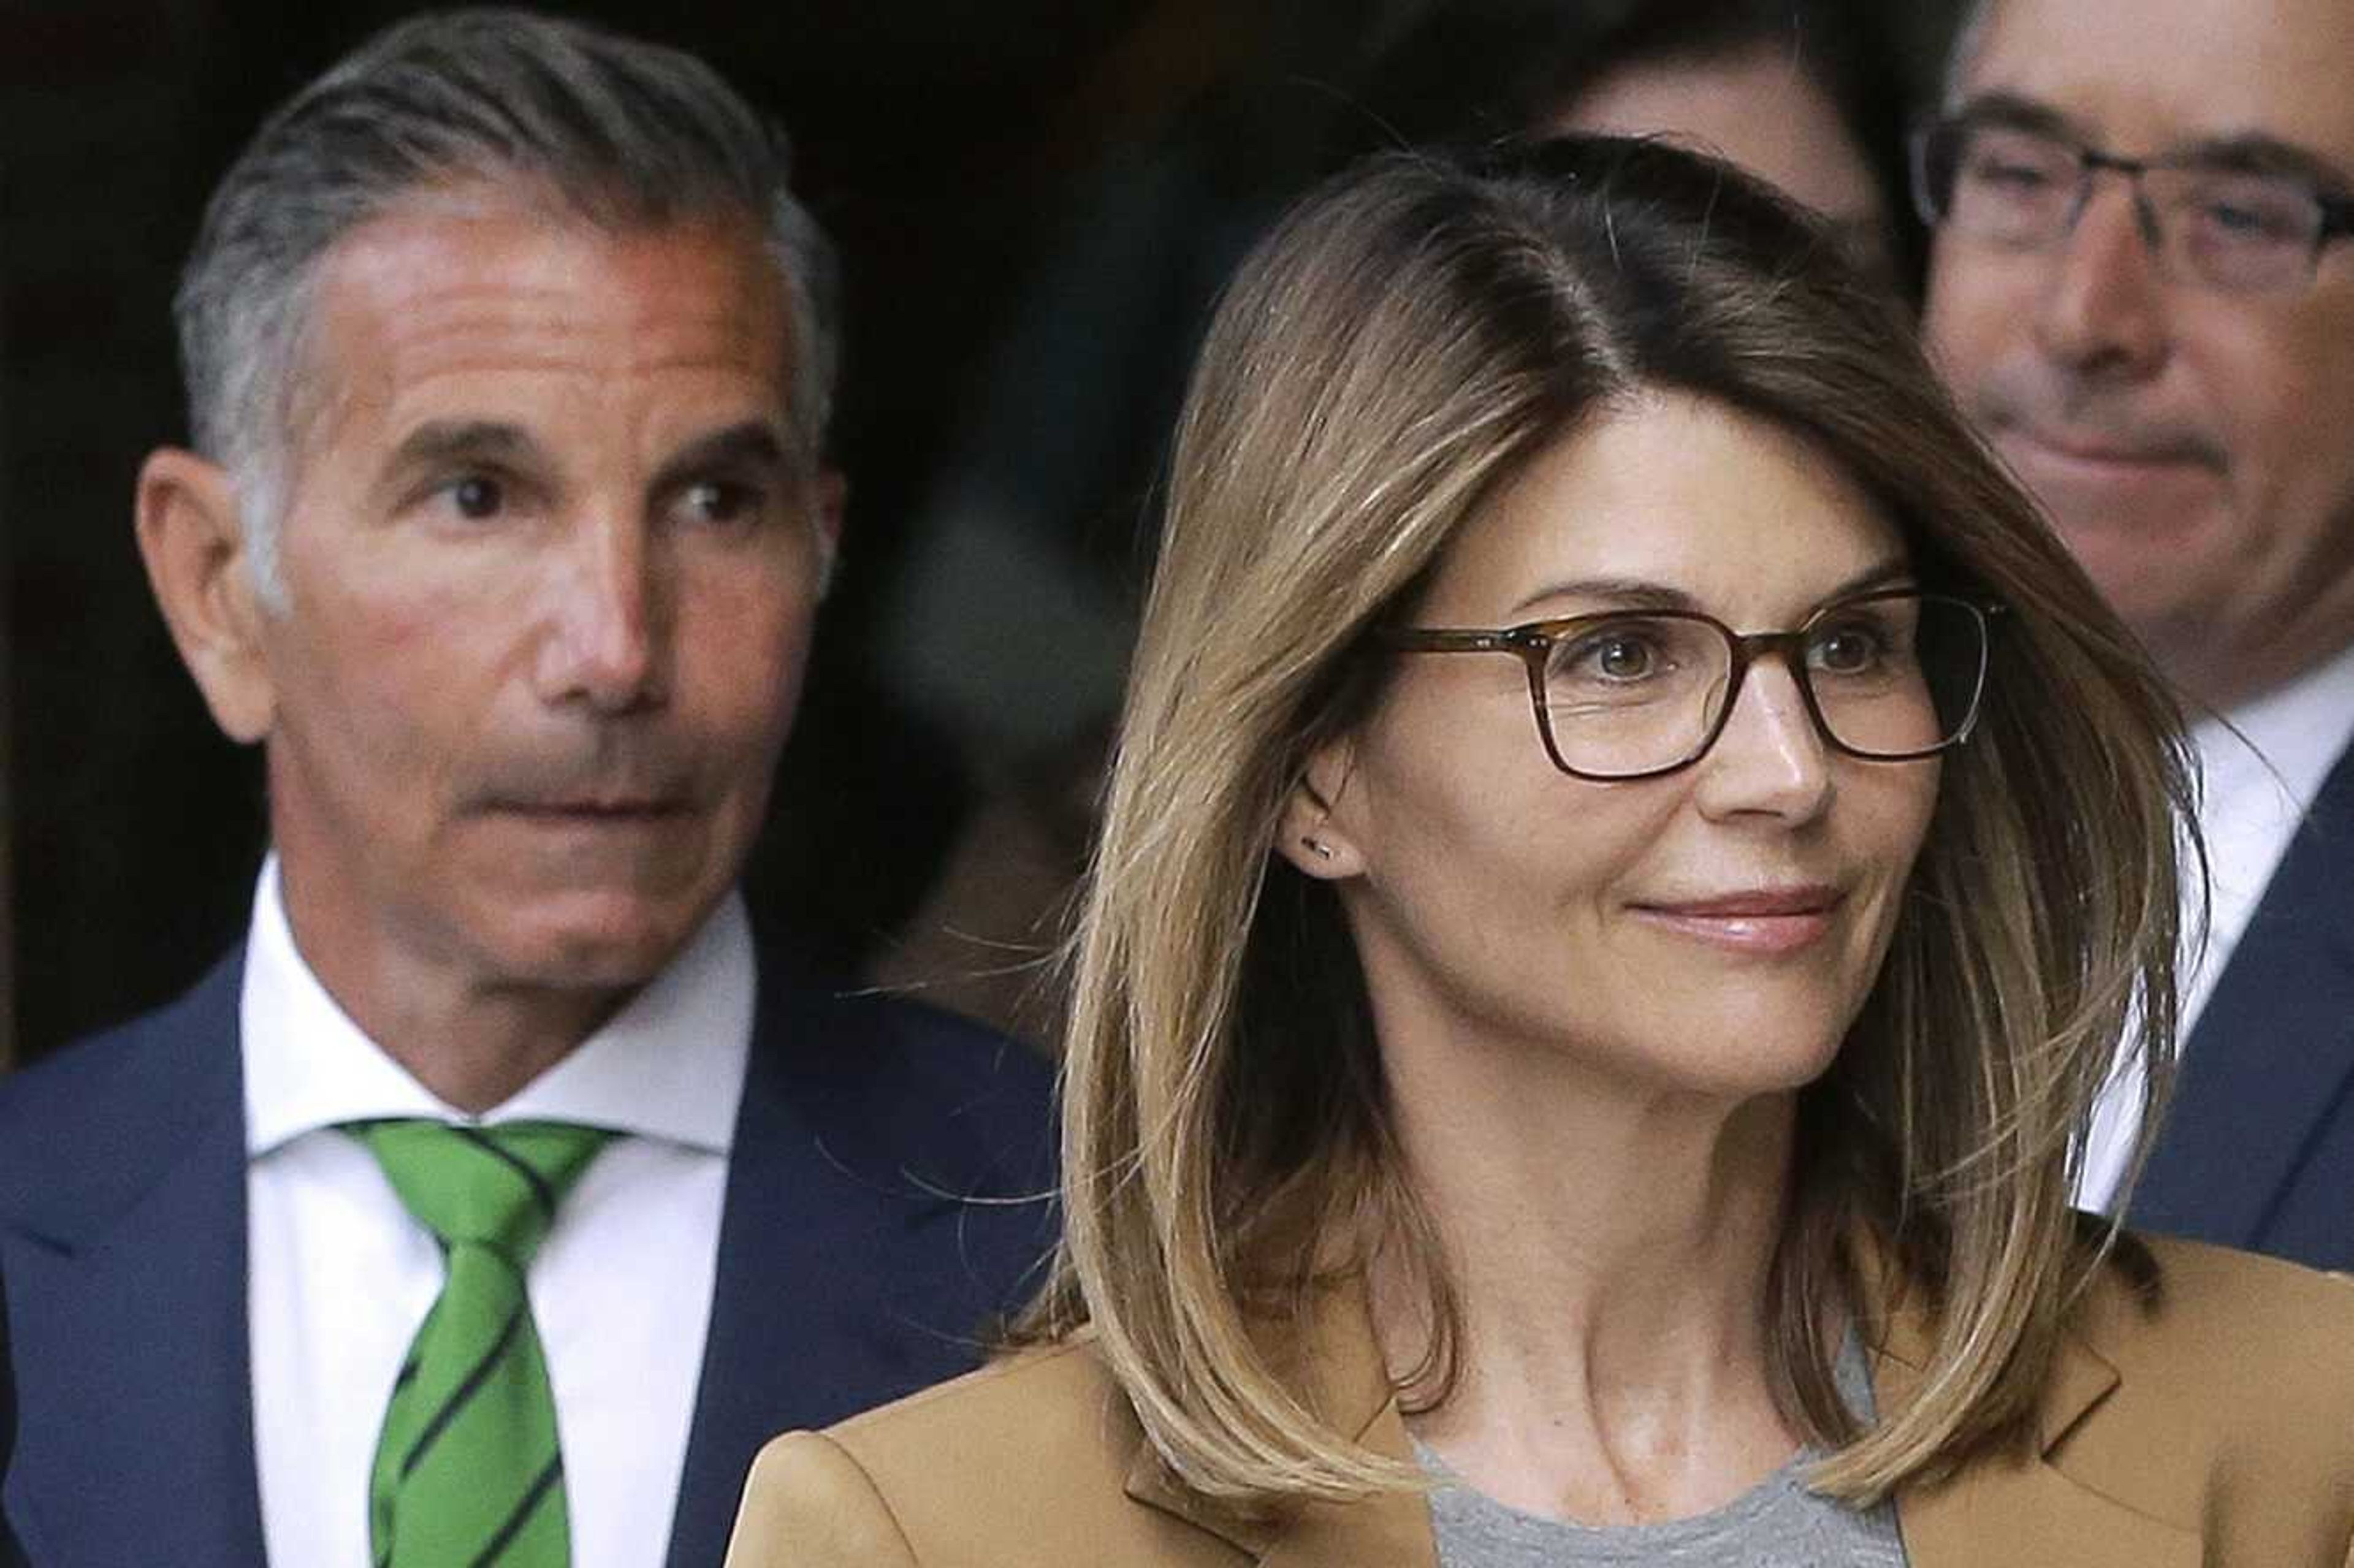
1300,836,1335,861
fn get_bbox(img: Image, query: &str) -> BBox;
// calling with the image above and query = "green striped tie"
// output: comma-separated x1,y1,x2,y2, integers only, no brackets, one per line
349,1119,614,1568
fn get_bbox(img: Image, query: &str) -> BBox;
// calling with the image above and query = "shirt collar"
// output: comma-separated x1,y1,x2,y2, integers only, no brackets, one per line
242,856,753,1160
2196,636,2354,818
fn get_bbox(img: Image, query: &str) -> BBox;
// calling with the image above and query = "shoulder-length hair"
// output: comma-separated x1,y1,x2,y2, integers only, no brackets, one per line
1024,136,2192,1509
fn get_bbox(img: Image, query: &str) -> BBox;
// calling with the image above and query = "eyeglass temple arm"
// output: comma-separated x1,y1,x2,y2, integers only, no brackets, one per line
1382,628,1525,653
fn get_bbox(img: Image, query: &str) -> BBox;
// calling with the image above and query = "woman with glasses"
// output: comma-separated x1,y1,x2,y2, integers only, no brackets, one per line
729,137,2354,1567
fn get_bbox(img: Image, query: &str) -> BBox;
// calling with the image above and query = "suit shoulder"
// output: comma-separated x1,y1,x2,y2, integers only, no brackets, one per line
0,954,242,1170
829,1336,1127,1467
2060,1235,2354,1517
2089,1234,2354,1385
730,1431,920,1568
735,1340,1232,1567
0,1005,159,1127
0,957,245,1239
755,969,1054,1179
760,965,1051,1102
848,989,1054,1100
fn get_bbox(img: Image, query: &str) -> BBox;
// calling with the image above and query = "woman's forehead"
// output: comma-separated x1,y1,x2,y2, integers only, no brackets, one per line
1421,394,1906,623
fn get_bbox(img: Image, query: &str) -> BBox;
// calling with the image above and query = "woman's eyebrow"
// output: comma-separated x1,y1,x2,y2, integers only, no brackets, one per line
1507,557,1914,618
1507,577,1696,617
1821,558,1918,601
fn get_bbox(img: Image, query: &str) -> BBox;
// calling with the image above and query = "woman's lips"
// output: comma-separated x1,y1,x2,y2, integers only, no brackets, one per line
1629,887,1843,955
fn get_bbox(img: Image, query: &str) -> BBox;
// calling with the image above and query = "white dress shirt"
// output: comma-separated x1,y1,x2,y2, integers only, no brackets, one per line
242,859,753,1568
2077,639,2354,1213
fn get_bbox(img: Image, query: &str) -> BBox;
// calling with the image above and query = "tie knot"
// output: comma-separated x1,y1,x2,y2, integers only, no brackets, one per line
349,1119,613,1264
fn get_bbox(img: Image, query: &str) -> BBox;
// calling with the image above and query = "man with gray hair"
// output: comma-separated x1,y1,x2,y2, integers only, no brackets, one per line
1916,0,2354,1268
0,13,1051,1567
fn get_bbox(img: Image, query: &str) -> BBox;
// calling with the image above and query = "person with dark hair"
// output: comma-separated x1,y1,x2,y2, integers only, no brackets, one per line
0,12,1049,1567
728,137,2354,1567
1919,0,2354,1272
1538,0,1921,294
876,2,1930,1054
1354,0,1923,295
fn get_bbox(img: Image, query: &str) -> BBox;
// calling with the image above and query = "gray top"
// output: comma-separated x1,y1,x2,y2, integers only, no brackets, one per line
1417,1338,1910,1567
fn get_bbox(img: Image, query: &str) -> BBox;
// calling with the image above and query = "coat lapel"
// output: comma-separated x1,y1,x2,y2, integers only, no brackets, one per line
1881,1299,2199,1568
1119,1286,1438,1568
2134,736,2354,1261
1895,1453,2201,1568
1247,1428,1441,1568
0,954,268,1568
666,962,846,1568
1114,1275,2210,1568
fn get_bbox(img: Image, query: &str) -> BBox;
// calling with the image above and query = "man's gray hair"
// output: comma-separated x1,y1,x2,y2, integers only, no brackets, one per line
1939,0,1997,107
175,7,841,599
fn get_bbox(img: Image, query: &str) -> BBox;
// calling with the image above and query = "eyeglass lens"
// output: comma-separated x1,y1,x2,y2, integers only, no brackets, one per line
1536,595,1986,778
1924,121,2328,292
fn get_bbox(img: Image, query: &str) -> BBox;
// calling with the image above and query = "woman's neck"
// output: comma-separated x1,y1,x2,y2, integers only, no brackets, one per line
1371,1042,1805,1526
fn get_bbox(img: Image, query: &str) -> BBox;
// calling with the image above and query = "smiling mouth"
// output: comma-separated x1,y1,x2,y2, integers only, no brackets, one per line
1629,888,1845,954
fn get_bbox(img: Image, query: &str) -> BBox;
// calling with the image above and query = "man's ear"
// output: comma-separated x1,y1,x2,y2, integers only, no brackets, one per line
1275,736,1366,880
810,467,847,599
135,447,276,744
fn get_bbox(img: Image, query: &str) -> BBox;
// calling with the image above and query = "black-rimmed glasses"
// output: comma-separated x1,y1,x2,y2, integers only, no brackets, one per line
1910,114,2354,295
1382,590,2000,782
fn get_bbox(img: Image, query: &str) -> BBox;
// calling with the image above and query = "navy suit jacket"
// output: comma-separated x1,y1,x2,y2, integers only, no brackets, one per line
0,1266,20,1568
0,946,1056,1568
2133,733,2354,1270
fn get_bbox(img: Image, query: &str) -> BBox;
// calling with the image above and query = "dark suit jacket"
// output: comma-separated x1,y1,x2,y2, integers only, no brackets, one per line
0,945,1056,1568
2135,733,2354,1269
728,1238,2354,1568
0,1266,21,1568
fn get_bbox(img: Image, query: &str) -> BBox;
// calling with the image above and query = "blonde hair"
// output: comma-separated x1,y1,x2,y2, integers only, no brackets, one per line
1022,138,2192,1510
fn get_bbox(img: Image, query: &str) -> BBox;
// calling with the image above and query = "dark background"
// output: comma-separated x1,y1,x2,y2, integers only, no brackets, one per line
1,0,1957,1067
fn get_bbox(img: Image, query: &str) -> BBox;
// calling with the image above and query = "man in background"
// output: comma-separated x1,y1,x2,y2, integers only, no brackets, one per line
1919,0,2354,1267
1537,0,1919,295
0,13,1051,1566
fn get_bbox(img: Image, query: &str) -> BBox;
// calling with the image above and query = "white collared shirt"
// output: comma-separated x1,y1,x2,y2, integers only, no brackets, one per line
2078,639,2354,1213
243,858,753,1568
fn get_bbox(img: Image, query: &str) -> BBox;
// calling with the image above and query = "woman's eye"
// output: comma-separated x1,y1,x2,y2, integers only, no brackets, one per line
1810,625,1885,674
1556,629,1667,683
1593,637,1653,679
